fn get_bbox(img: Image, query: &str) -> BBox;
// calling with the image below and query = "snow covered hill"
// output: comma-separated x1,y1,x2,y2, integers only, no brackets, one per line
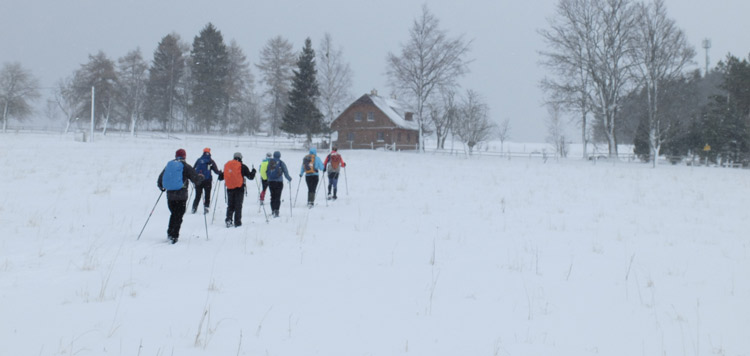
0,133,748,355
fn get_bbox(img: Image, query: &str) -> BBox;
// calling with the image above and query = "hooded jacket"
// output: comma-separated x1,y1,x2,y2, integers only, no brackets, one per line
268,151,292,182
300,147,325,176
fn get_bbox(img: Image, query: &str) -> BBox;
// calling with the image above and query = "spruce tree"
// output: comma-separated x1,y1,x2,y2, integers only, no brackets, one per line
145,34,185,132
190,23,229,133
282,38,324,144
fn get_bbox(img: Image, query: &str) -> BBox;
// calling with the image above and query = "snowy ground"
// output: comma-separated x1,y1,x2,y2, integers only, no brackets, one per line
0,132,748,356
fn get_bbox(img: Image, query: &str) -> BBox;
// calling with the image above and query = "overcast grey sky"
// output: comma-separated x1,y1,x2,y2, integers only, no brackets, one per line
2,0,749,142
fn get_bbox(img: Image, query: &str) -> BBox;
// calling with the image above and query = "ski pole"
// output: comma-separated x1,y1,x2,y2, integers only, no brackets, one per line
343,166,348,195
203,209,209,240
322,172,328,207
294,177,302,207
212,181,222,224
137,190,164,240
288,180,293,217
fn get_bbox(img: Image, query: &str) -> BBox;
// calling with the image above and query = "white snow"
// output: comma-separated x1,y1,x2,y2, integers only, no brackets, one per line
0,133,748,355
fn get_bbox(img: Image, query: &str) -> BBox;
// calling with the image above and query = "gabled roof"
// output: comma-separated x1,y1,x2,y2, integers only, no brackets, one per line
337,93,419,131
368,94,419,131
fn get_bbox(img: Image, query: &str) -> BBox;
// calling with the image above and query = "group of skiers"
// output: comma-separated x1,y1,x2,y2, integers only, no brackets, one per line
156,146,346,244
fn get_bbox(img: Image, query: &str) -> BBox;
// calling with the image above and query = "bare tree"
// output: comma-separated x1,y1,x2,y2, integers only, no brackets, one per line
546,103,569,158
630,0,695,167
426,87,458,149
540,0,636,158
539,0,593,159
53,77,84,134
454,89,495,154
497,117,511,153
116,48,148,135
386,4,472,151
0,62,40,133
256,36,296,136
318,33,353,131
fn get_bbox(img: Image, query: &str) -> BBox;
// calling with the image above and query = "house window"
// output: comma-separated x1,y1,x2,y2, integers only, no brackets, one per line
347,132,355,141
407,133,411,142
398,132,402,142
377,132,385,141
367,112,375,122
354,112,363,122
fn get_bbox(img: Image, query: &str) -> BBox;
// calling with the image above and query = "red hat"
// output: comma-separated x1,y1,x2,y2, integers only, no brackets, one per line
175,148,186,159
203,147,211,153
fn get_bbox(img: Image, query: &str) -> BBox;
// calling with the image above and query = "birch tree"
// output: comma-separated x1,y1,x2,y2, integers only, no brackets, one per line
256,36,296,136
387,4,471,151
116,48,148,135
0,62,40,133
540,0,636,158
630,0,695,167
318,33,353,130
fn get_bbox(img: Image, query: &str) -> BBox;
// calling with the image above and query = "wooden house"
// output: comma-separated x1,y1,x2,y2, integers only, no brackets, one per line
330,90,419,150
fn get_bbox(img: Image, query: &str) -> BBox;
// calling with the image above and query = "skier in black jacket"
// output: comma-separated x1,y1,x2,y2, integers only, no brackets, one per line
157,148,203,244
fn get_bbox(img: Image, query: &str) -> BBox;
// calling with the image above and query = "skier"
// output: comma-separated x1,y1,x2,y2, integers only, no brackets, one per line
218,152,256,228
299,147,324,208
258,152,272,205
192,147,221,214
323,146,346,200
157,148,203,244
266,151,292,217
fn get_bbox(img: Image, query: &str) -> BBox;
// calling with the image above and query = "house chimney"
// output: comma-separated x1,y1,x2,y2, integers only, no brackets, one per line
405,112,413,121
370,88,378,96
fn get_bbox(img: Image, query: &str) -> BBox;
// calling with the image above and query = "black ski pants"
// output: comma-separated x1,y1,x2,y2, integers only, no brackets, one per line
167,198,187,239
192,179,213,211
305,175,319,203
269,180,284,211
225,187,245,225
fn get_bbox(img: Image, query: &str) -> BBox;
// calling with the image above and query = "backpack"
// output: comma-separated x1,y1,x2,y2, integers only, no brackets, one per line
224,160,244,189
162,160,185,190
329,152,342,171
267,158,283,180
195,156,212,179
303,154,316,174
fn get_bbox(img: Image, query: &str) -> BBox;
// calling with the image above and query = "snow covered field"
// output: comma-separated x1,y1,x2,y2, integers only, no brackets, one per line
1,132,748,356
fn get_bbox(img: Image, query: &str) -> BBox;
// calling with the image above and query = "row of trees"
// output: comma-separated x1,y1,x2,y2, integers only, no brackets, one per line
541,0,750,166
540,0,695,164
2,6,500,153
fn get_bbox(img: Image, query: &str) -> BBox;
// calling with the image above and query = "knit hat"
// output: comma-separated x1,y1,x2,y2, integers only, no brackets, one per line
266,152,272,158
175,148,186,159
233,152,242,160
203,147,211,153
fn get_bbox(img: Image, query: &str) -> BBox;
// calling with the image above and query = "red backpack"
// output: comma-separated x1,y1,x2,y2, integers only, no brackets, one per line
329,152,342,170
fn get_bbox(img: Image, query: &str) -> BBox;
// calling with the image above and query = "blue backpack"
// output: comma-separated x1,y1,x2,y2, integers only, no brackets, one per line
162,160,185,190
195,156,212,180
267,158,283,179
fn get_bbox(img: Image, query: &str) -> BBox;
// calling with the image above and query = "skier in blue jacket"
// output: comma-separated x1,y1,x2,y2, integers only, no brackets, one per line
192,147,221,214
299,147,325,208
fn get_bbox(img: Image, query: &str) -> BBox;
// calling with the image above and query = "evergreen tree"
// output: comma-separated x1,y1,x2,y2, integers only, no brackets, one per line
145,33,185,132
190,23,229,133
282,38,324,144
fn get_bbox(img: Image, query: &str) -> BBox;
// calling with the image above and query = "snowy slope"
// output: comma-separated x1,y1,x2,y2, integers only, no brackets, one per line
0,133,748,355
